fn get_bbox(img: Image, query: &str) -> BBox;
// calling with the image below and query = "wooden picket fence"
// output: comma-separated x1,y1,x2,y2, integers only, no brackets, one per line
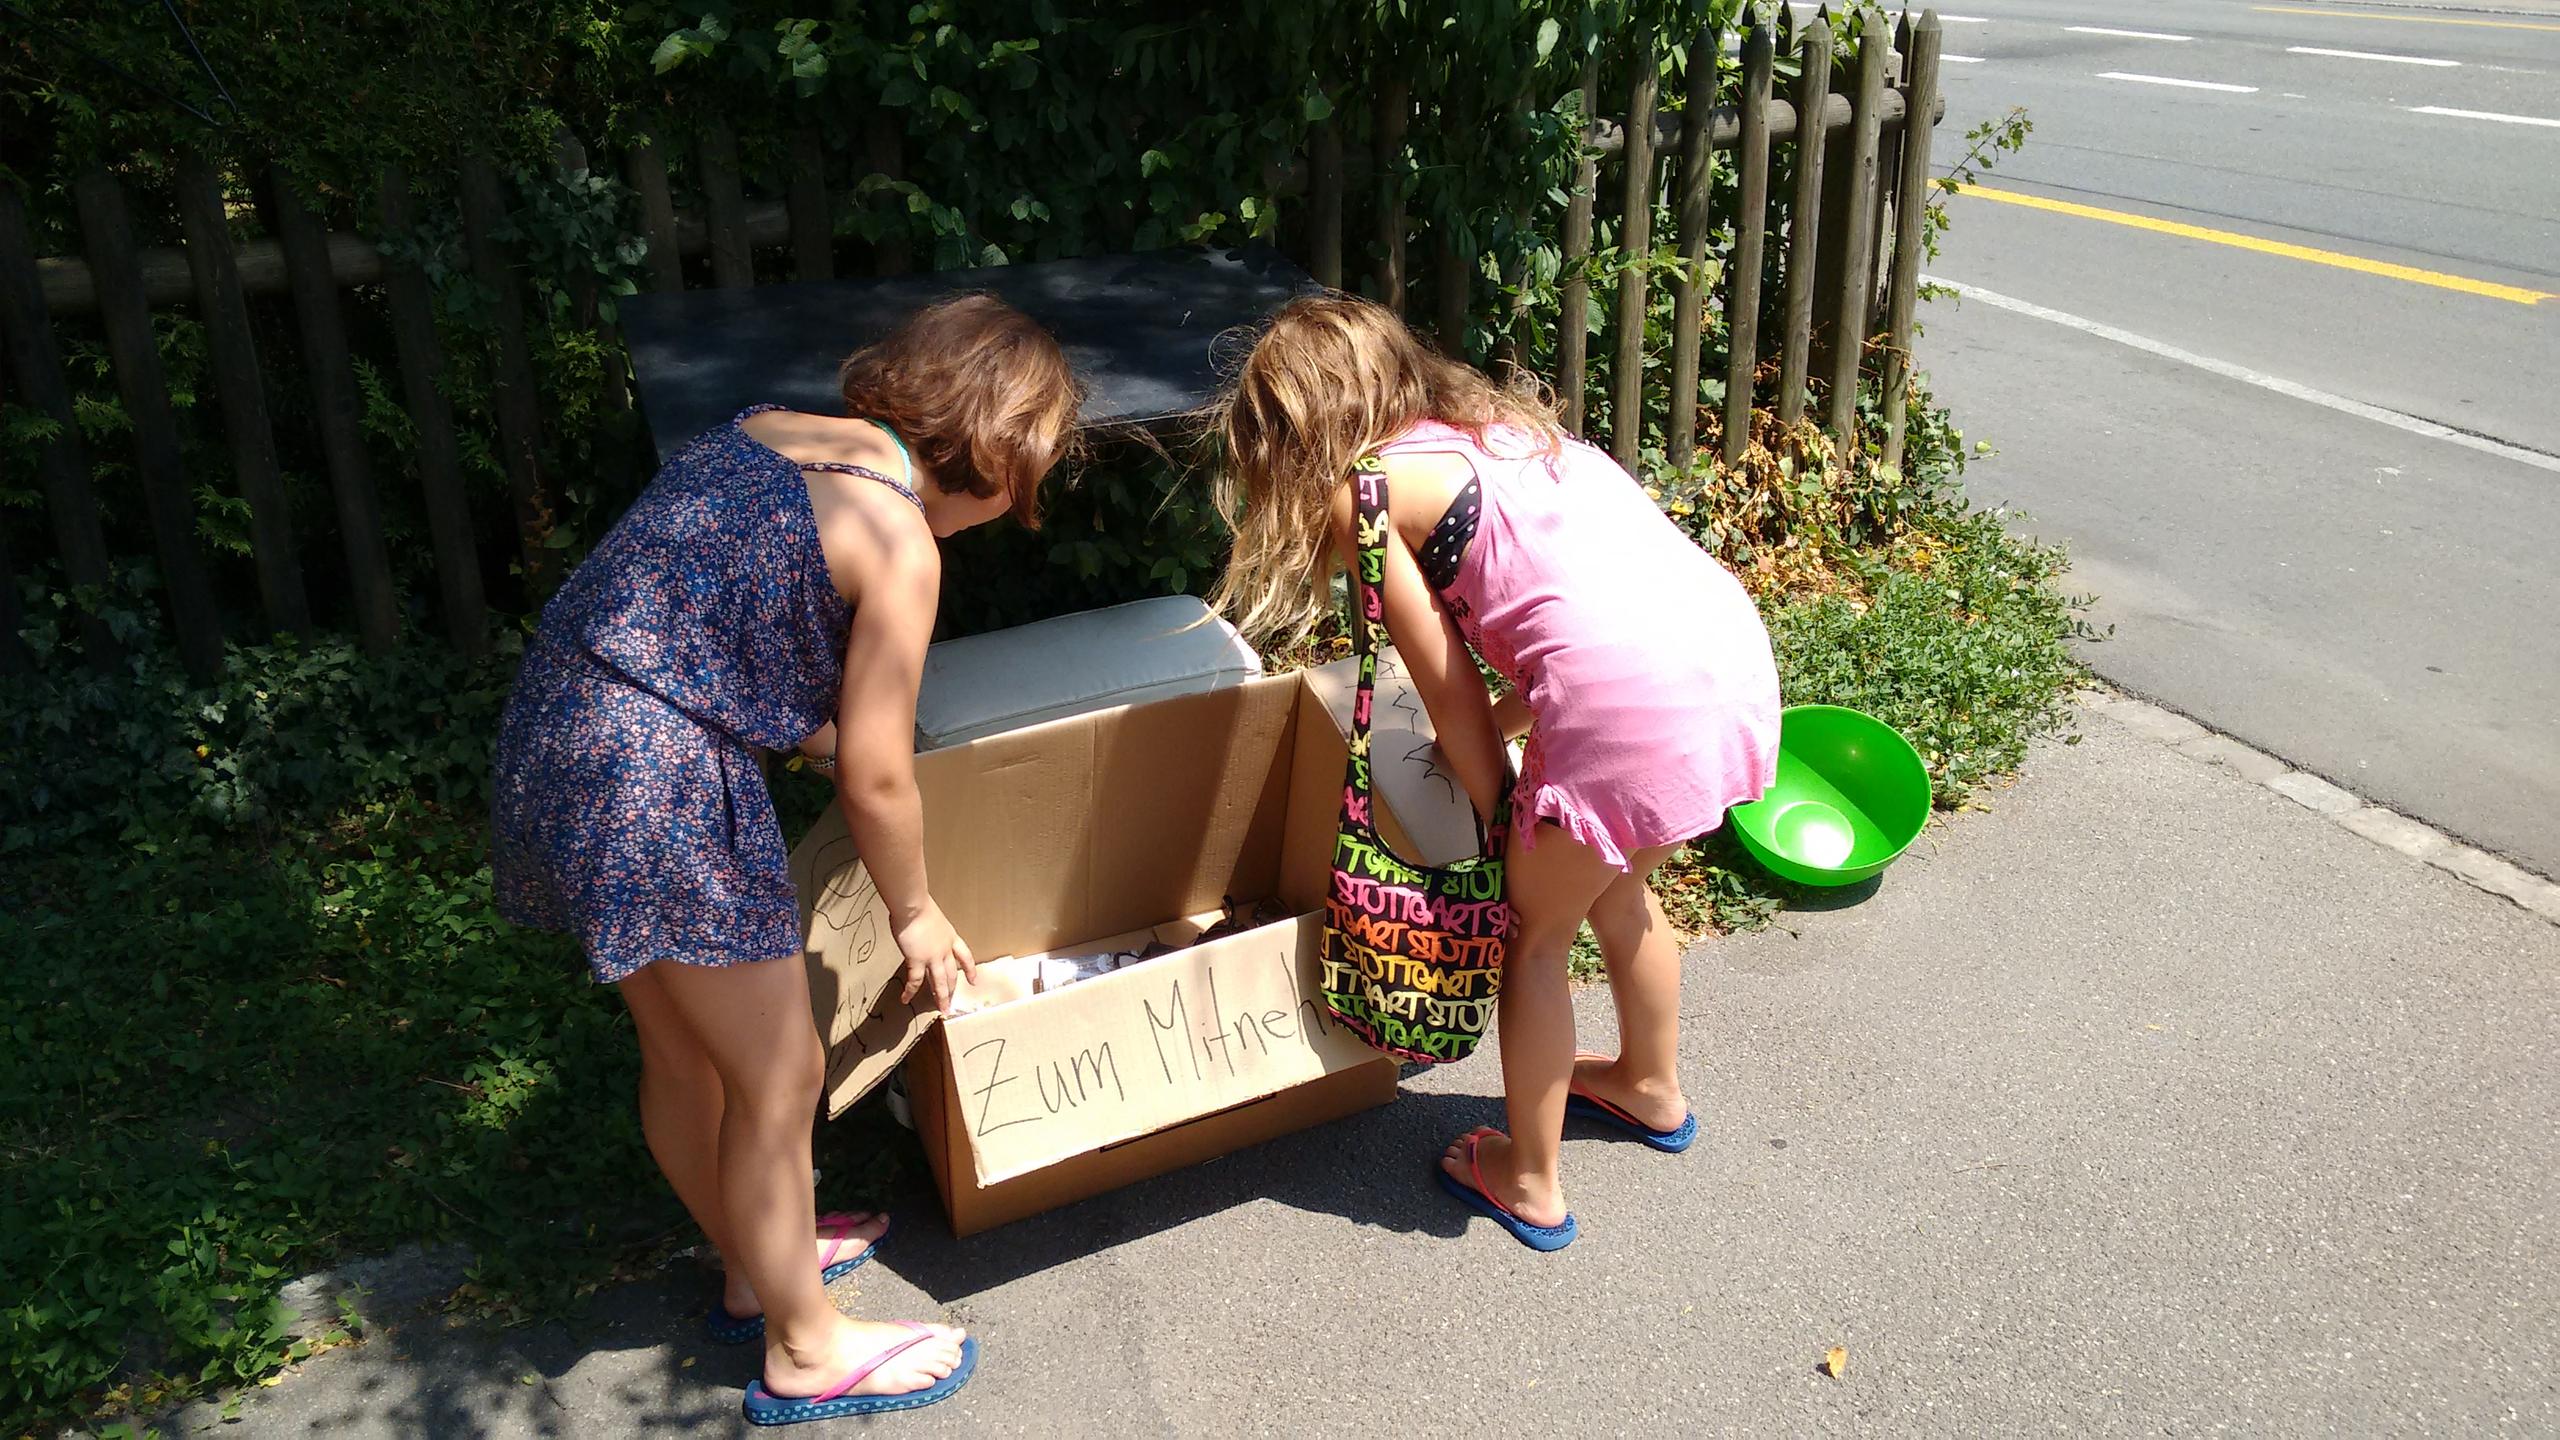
0,8,1945,682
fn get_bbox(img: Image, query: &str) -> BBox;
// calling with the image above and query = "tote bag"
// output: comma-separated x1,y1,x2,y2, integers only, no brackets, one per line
1319,457,1513,1065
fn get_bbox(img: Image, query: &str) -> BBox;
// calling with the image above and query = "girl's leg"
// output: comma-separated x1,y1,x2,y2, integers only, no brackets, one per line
619,965,743,1304
1575,856,1692,1133
648,954,961,1398
1439,822,1631,1228
619,967,887,1319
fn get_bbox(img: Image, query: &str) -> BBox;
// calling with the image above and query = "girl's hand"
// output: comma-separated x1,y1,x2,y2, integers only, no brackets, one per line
894,900,979,1014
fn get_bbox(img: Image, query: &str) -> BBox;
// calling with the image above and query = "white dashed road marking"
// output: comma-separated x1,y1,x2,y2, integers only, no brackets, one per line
2100,71,2260,92
2408,104,2560,128
2068,25,2193,41
2287,45,2460,66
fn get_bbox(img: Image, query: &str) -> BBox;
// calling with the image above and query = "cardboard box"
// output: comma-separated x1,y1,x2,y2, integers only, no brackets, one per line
787,655,1480,1236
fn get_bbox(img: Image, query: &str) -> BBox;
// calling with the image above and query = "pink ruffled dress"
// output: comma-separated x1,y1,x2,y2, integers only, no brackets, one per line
1375,420,1780,871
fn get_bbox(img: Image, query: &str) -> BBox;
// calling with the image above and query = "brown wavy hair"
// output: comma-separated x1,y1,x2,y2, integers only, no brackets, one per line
838,293,1083,528
1209,292,1559,640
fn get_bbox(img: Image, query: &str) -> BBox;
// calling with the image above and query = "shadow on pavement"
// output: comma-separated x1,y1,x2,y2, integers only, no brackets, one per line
209,1081,1508,1436
881,1082,1497,1302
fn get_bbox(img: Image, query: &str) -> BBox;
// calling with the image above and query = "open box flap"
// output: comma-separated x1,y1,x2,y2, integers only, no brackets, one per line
790,819,939,1118
1302,656,1486,868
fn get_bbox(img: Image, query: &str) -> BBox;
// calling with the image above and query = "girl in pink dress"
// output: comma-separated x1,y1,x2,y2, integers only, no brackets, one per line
1212,294,1779,1249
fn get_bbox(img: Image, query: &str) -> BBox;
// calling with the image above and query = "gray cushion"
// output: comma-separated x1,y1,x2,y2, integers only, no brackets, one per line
914,596,1263,751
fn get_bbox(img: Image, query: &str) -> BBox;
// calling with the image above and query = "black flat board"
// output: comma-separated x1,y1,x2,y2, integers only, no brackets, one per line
620,246,1319,460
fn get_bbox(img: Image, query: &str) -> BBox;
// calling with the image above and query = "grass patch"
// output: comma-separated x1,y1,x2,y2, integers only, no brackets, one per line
1763,508,2094,807
0,634,901,1432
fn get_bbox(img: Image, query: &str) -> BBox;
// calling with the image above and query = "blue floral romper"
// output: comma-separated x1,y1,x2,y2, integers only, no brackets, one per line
491,406,922,983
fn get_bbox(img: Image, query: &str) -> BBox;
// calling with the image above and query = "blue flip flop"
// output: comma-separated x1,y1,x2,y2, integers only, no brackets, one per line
1435,1128,1577,1251
1565,1055,1700,1153
706,1301,765,1347
705,1213,890,1345
1566,1090,1700,1153
741,1329,977,1425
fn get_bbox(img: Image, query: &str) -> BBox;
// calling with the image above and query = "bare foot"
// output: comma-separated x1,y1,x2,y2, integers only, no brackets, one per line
721,1212,889,1318
765,1316,966,1401
1572,1054,1689,1134
1439,1129,1568,1229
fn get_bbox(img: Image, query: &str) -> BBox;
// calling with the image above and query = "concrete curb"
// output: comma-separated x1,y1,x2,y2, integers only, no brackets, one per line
2076,687,2560,927
273,1244,473,1341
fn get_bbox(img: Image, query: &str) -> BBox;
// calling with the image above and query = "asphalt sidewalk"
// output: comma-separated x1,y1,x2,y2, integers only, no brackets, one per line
159,702,2560,1437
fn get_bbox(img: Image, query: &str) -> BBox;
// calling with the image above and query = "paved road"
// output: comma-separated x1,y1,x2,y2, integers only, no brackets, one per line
177,711,2560,1435
1909,0,2560,874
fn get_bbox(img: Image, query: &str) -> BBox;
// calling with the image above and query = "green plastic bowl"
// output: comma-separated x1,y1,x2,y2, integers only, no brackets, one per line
1727,705,1931,887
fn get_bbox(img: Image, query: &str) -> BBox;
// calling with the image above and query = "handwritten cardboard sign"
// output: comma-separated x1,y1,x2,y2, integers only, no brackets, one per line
938,912,1377,1185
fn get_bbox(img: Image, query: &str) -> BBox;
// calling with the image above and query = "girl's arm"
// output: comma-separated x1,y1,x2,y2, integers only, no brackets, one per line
830,512,977,1012
1329,482,1512,825
1491,688,1532,743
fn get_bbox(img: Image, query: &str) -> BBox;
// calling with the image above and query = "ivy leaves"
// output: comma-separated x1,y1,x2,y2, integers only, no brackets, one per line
775,19,830,92
649,13,731,74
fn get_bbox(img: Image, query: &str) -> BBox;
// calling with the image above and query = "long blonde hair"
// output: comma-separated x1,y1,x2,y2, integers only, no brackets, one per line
1208,293,1560,641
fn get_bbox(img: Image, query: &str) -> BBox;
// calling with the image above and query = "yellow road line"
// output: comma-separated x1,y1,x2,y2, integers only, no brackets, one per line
1950,183,2555,305
2255,5,2560,33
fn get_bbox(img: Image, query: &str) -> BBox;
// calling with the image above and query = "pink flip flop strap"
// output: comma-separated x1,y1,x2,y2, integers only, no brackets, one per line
1463,1128,1529,1225
813,1322,934,1405
815,1212,869,1269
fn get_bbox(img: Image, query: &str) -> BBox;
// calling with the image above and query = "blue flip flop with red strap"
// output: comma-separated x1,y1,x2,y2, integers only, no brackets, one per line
1565,1054,1699,1153
1434,1127,1578,1251
706,1212,890,1345
741,1325,978,1425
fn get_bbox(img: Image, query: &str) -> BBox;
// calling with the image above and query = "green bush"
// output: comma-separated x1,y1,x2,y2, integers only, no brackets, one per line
936,450,1227,636
4,574,512,849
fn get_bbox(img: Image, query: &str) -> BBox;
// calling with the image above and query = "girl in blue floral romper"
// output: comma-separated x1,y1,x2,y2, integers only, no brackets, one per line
491,295,1080,1423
